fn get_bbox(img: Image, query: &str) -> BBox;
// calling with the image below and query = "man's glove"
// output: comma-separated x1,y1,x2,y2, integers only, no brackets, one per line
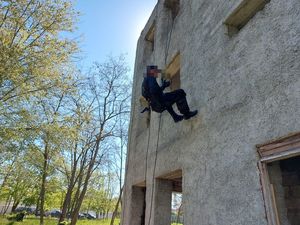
162,80,171,89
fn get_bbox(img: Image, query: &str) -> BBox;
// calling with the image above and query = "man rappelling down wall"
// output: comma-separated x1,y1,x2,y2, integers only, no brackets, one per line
141,65,198,123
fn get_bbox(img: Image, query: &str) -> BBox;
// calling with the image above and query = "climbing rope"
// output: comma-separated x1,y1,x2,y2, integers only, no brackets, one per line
146,5,175,225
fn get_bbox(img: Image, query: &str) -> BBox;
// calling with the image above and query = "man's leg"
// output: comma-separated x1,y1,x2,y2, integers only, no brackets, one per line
166,106,183,123
163,89,197,120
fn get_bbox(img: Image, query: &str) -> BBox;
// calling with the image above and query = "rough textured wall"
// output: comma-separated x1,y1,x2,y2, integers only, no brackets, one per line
122,0,300,224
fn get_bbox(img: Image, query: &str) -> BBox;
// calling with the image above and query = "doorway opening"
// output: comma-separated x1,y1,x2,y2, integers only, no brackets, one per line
131,182,146,225
155,169,183,225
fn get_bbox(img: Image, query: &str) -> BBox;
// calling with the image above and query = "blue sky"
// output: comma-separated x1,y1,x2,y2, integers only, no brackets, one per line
73,0,157,73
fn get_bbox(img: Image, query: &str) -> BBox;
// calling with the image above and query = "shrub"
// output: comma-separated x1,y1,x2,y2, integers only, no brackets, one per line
7,212,26,222
16,212,26,221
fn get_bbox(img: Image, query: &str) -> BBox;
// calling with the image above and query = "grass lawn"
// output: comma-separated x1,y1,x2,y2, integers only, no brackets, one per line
0,216,182,225
0,216,120,225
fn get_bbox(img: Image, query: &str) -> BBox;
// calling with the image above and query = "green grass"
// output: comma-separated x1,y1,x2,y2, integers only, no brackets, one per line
0,216,182,225
0,216,120,225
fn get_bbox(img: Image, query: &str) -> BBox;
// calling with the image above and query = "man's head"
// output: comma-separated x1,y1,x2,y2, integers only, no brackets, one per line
147,65,161,77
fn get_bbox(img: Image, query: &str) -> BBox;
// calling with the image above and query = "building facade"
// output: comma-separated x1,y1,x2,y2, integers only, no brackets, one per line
122,0,300,225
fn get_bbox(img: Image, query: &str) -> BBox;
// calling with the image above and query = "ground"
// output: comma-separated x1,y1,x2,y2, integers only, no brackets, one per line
0,216,182,225
0,216,120,225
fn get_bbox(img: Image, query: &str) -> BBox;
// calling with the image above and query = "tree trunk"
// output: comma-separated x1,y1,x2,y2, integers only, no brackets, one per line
110,187,123,225
176,203,182,224
59,170,77,223
86,202,91,214
69,181,81,217
70,136,103,225
58,187,73,223
39,142,49,225
70,173,91,225
1,195,12,215
106,209,109,219
59,143,80,224
35,196,40,216
70,150,97,225
11,200,20,213
4,196,12,214
69,162,85,216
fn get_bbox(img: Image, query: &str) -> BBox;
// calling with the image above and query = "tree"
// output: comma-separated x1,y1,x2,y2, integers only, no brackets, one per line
31,75,78,225
110,114,129,225
81,172,117,219
0,144,40,214
57,56,131,225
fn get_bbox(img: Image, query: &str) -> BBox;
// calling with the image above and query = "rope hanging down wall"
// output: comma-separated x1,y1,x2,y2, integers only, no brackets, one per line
145,5,176,225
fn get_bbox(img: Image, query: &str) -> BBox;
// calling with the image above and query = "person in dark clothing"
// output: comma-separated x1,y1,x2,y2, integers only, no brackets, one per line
142,65,198,122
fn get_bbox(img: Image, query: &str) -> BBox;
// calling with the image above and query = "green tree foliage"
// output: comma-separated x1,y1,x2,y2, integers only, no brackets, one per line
81,172,118,219
0,149,39,213
0,0,78,154
0,1,79,224
0,0,78,104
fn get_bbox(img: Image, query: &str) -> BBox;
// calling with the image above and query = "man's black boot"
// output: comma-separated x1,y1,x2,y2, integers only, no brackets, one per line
166,107,184,123
173,114,184,123
184,110,198,120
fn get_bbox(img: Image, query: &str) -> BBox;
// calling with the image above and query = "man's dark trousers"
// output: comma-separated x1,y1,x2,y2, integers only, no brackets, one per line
162,89,190,115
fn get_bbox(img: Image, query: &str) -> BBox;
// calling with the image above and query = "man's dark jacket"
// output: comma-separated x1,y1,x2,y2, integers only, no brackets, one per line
142,76,166,112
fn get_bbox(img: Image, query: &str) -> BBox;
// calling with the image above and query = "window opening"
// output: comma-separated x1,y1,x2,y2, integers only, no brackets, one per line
145,22,155,51
131,183,146,225
164,0,180,19
170,71,180,91
257,132,300,225
165,53,180,91
224,0,270,36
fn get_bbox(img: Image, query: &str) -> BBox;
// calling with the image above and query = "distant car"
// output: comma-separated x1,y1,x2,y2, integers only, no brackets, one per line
15,207,27,213
35,210,48,216
49,209,61,218
82,212,96,219
78,213,86,219
66,212,87,219
15,207,36,214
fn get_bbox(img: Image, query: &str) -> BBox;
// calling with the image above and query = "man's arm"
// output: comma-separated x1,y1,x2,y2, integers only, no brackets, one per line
148,77,163,95
161,80,170,90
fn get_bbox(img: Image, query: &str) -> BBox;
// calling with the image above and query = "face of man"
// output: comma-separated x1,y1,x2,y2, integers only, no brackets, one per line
148,68,159,77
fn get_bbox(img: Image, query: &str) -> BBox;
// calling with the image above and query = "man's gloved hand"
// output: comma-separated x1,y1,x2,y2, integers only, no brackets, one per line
162,80,171,89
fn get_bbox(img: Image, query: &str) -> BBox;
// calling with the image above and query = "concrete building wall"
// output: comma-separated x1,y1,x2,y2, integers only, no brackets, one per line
122,0,300,224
